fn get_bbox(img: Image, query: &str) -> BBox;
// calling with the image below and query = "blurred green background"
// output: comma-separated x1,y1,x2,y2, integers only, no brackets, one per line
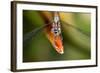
23,10,91,62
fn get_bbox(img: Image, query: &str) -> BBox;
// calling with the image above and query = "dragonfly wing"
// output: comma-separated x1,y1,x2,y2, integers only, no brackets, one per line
23,22,52,42
61,20,89,37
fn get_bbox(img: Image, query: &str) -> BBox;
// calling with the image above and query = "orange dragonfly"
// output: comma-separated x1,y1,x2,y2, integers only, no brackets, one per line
24,11,88,54
44,12,64,54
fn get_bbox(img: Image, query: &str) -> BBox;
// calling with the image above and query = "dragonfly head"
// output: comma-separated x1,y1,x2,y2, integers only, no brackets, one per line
51,23,61,36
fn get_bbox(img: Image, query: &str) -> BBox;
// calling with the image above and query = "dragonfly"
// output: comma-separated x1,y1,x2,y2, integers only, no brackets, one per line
44,12,64,54
24,11,88,54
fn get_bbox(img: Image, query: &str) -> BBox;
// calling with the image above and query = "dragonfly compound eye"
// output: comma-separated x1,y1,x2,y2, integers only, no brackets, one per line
54,29,58,34
51,28,61,36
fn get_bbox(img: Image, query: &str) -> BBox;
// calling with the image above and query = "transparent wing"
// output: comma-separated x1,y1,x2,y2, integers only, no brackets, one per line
24,20,88,43
61,20,89,37
23,21,53,42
